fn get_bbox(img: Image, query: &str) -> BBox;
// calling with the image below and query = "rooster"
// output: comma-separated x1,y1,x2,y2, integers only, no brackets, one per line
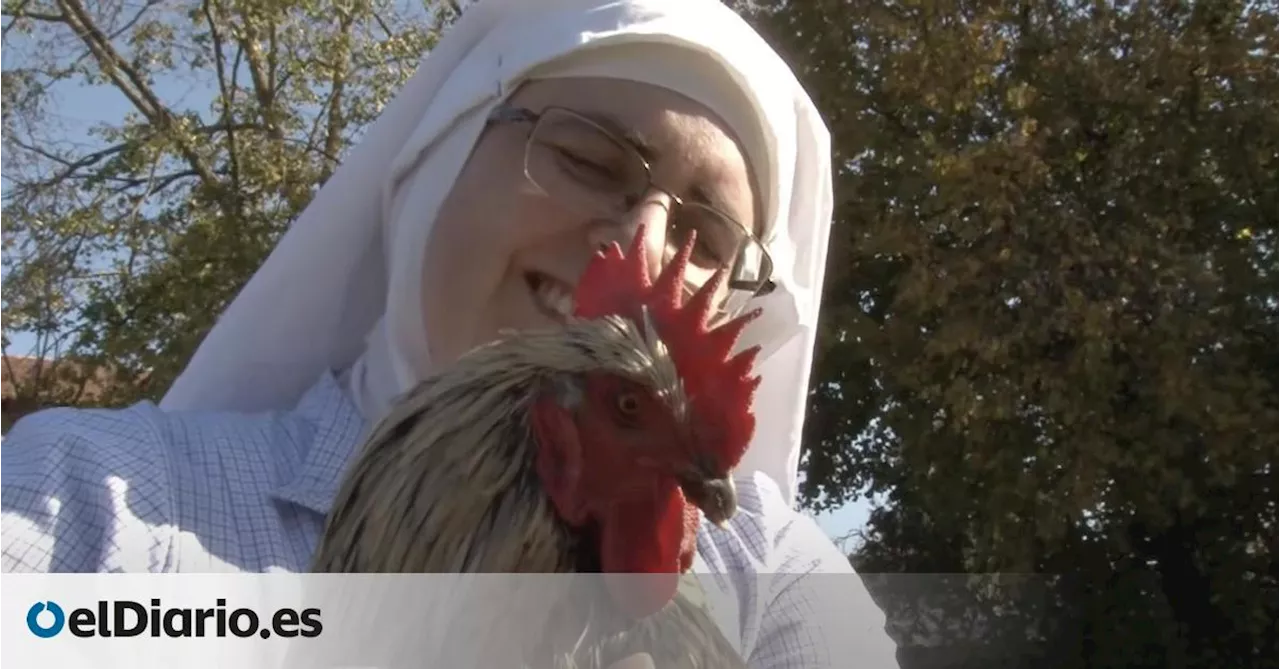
309,224,759,669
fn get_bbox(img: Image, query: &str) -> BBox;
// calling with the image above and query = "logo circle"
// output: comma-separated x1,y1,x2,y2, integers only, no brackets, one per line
27,601,66,638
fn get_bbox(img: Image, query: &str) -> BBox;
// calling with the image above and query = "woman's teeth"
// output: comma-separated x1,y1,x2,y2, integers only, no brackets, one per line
533,275,575,318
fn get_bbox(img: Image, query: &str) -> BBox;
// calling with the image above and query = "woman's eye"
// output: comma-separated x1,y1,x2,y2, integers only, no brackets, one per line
554,147,623,187
671,219,732,268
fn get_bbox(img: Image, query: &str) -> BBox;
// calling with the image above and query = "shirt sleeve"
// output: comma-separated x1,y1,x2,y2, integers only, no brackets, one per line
752,511,901,669
1,405,177,573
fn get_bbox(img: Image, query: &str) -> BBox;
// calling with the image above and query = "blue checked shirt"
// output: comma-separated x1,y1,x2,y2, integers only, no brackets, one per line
1,370,898,668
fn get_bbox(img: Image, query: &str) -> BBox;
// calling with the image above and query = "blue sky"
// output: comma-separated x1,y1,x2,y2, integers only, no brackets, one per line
812,497,872,548
2,50,874,547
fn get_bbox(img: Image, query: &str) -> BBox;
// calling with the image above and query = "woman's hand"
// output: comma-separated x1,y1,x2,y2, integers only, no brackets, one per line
608,653,656,669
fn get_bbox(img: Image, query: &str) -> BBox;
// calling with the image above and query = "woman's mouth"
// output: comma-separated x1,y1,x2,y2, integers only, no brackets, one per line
525,271,575,323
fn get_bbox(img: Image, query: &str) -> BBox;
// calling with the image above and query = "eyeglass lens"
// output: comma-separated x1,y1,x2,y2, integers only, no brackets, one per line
521,108,769,317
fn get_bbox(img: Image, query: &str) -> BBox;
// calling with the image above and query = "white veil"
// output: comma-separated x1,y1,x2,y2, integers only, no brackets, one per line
159,0,835,509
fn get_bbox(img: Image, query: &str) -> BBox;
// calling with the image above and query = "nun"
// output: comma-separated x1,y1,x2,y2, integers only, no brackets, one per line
2,1,899,666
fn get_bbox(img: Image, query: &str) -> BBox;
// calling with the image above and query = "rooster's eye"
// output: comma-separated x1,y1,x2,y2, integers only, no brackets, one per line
616,392,641,416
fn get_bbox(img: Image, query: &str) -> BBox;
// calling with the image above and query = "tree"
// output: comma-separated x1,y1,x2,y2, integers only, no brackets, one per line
1,0,461,413
740,1,1277,667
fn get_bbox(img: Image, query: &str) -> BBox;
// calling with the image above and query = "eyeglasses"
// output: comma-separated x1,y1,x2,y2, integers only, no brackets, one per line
485,103,776,320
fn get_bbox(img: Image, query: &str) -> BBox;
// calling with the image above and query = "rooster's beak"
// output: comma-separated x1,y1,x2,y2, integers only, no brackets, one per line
680,473,738,530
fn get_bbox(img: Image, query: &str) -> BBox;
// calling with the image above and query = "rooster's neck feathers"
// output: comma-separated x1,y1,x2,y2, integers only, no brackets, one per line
312,315,685,573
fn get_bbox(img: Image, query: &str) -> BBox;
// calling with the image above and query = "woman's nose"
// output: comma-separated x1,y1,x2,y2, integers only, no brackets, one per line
586,191,673,277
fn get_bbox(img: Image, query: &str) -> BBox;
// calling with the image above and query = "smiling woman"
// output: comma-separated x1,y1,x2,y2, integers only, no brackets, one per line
0,1,898,668
421,74,768,365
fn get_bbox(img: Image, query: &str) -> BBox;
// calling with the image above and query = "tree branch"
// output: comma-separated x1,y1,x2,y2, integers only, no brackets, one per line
321,10,355,183
7,135,130,178
202,0,245,221
237,18,282,139
104,169,200,194
2,3,64,23
6,122,263,195
54,0,220,187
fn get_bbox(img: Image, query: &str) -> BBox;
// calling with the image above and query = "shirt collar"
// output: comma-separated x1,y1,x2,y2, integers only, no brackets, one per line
269,370,369,517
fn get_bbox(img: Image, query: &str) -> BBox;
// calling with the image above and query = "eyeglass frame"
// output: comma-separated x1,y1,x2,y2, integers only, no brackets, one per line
483,103,777,299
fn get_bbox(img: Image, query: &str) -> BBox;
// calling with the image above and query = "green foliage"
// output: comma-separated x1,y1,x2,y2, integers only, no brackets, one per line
740,1,1277,667
1,0,461,408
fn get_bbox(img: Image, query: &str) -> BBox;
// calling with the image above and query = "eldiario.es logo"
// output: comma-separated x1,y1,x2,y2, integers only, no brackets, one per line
26,599,322,639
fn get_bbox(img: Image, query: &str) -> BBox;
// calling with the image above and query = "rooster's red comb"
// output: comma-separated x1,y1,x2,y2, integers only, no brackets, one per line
574,224,763,470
